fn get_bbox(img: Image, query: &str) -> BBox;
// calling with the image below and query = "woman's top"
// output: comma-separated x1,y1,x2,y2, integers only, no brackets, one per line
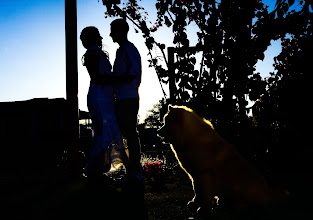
83,45,113,105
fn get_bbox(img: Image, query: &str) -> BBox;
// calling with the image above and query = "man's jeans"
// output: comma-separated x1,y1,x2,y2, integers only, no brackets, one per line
116,98,142,173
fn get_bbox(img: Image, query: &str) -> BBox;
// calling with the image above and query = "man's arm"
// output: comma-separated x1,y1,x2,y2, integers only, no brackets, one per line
85,50,134,85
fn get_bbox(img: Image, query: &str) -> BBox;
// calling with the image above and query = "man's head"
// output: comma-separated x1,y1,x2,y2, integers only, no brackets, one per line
110,19,129,44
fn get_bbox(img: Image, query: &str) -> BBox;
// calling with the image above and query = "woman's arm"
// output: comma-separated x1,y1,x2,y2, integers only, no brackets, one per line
90,72,136,85
84,50,102,84
88,73,135,85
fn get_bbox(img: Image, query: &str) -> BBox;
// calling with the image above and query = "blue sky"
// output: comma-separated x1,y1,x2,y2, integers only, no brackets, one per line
0,0,66,102
0,0,280,122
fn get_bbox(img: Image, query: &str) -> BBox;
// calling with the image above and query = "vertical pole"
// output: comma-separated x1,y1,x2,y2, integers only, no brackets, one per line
168,47,176,104
65,0,80,179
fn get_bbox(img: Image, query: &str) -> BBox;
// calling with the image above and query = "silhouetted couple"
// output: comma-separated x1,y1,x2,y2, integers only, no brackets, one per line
80,19,142,185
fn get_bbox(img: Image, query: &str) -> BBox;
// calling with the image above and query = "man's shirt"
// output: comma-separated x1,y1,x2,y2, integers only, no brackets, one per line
113,41,142,101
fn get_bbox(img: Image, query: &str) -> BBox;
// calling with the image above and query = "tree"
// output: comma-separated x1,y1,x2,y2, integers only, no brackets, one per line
141,98,167,129
250,1,313,180
100,0,311,139
253,0,313,133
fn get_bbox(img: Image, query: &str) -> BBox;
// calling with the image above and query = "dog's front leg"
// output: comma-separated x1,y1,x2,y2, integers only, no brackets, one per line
187,178,201,214
189,174,217,218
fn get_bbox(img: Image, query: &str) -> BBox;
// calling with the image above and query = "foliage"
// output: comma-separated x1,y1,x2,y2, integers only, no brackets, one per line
253,2,313,131
100,0,312,138
141,98,167,129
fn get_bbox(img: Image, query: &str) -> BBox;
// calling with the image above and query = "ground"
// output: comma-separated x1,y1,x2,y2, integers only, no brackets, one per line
1,151,313,220
1,173,193,220
144,177,194,220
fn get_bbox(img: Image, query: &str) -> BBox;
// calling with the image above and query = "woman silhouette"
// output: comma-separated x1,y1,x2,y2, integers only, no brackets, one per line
80,26,126,181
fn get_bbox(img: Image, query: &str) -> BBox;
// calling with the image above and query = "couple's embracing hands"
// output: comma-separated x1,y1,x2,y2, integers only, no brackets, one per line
92,73,135,86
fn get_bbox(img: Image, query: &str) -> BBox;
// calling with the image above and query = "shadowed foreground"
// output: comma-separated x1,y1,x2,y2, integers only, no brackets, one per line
1,177,146,220
1,171,313,220
1,148,313,220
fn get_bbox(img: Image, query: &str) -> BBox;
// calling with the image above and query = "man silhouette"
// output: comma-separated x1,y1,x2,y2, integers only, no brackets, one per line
110,19,142,182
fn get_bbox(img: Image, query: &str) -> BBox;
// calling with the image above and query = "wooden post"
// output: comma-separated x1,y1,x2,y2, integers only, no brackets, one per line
168,47,176,103
65,0,80,179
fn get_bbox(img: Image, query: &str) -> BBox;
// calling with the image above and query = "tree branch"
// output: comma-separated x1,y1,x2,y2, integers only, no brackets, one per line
148,51,168,98
166,9,175,23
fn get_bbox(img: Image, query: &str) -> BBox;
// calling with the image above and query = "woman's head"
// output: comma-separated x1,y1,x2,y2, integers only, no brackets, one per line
80,26,103,49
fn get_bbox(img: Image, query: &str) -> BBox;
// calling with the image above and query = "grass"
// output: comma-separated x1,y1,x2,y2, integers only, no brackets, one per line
139,152,313,220
144,179,194,220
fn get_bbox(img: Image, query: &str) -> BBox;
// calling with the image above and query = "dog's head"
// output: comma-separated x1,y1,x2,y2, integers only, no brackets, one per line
158,105,215,145
157,105,192,144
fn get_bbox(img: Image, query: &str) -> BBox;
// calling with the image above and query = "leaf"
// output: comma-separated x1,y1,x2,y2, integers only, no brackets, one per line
181,91,190,101
159,44,166,50
145,38,154,50
190,57,196,65
288,0,295,6
164,16,172,27
193,70,199,79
